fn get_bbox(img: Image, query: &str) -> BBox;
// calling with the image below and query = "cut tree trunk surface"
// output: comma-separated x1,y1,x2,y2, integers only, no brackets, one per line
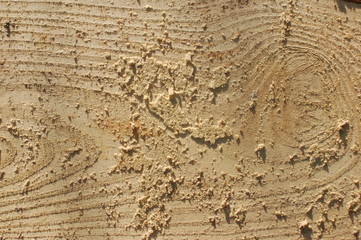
0,0,360,239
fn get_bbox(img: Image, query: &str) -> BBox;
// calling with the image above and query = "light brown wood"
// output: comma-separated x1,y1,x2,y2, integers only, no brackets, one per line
0,0,360,239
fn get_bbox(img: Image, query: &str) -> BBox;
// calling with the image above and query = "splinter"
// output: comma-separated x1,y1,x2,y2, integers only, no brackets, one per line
4,21,11,37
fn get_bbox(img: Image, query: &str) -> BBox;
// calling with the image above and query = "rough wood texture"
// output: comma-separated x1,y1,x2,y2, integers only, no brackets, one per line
0,0,361,239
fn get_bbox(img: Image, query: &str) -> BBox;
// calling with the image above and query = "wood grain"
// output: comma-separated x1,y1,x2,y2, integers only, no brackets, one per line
0,0,360,239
